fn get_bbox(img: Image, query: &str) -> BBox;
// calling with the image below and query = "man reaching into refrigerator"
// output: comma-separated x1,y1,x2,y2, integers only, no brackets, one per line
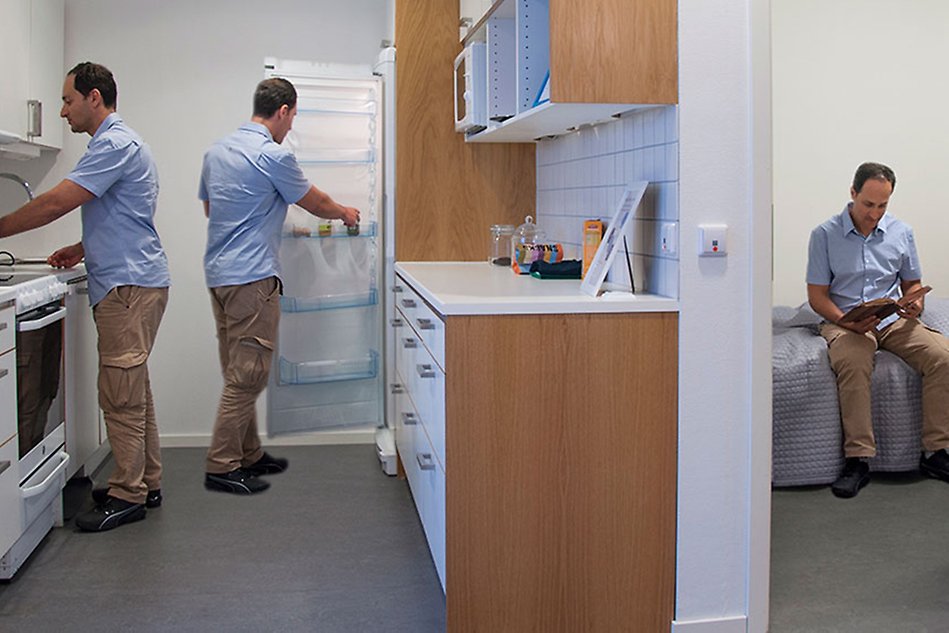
199,77,359,494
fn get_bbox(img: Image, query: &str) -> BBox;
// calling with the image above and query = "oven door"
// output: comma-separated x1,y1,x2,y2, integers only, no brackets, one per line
16,301,66,482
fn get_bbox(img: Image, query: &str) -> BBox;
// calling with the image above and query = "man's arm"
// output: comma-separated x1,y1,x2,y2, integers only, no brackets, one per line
899,278,924,319
0,179,94,238
808,283,879,334
48,242,84,268
203,200,210,219
295,185,360,226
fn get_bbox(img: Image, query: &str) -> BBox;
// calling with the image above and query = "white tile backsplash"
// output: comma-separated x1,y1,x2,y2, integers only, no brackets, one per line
535,106,679,298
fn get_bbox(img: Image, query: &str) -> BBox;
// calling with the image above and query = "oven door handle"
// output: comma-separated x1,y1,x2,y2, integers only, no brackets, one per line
17,306,66,332
21,451,69,499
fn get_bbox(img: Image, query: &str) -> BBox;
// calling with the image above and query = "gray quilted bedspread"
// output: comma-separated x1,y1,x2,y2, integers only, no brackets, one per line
772,298,949,486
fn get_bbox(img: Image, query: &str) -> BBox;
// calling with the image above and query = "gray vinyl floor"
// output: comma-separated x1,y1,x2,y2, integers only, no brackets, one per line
771,471,949,633
0,445,446,633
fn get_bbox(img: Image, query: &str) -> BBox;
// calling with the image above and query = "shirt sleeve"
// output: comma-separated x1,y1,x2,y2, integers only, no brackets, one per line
806,226,832,286
900,227,923,281
66,139,136,198
261,150,311,205
197,155,209,202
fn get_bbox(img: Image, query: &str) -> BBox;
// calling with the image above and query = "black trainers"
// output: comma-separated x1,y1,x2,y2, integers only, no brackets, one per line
204,468,270,495
75,497,147,532
244,452,289,476
831,457,870,498
93,487,162,508
920,449,949,482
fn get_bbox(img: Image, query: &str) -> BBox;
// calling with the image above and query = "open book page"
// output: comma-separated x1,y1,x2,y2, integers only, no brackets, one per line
838,285,932,324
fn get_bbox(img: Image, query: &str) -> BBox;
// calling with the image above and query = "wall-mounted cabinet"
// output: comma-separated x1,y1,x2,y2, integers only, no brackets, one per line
0,0,64,154
459,0,677,143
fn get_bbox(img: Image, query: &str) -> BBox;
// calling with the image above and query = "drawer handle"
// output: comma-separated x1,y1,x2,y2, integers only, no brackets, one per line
0,369,7,380
0,460,9,476
390,383,405,394
416,453,436,471
392,285,403,293
389,318,403,328
401,298,416,308
402,337,417,349
0,322,6,331
416,364,436,379
416,318,435,331
401,412,418,426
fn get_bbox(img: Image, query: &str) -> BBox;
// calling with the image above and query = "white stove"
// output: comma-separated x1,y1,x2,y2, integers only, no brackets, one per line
0,271,70,314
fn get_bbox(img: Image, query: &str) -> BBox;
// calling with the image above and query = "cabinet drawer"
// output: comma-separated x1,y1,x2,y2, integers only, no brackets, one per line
0,438,22,556
396,276,445,372
0,351,15,445
402,416,446,590
396,331,446,470
0,304,14,355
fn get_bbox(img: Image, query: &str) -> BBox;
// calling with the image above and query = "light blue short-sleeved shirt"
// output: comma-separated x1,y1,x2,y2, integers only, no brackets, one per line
199,123,311,288
807,204,922,328
66,113,170,306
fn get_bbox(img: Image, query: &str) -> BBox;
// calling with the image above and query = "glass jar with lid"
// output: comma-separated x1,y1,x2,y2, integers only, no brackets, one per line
489,224,515,266
512,215,546,273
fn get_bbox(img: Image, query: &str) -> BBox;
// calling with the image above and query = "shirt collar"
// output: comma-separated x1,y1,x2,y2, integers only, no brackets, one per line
240,122,274,142
841,202,889,237
90,112,121,144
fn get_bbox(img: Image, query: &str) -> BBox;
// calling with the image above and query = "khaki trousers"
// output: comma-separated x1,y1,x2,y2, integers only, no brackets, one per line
94,285,168,505
820,317,949,457
206,277,279,474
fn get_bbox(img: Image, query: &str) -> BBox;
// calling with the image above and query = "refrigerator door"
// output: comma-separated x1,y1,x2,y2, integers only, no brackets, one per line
264,60,384,436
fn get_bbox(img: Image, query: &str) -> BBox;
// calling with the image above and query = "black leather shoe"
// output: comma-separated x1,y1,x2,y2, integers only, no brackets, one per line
93,487,162,508
205,469,270,495
244,452,288,476
831,457,870,498
920,449,949,482
75,497,146,532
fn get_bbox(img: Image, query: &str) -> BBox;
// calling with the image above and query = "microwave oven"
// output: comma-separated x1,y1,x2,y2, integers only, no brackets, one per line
454,42,487,133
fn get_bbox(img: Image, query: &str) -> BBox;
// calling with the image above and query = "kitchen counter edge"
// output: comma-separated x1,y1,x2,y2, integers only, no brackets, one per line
395,261,679,316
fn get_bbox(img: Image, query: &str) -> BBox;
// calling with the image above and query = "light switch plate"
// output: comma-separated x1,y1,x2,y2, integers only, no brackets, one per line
698,224,727,257
660,223,678,256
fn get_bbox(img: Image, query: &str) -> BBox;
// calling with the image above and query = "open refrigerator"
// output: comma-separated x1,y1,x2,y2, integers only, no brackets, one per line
264,50,398,473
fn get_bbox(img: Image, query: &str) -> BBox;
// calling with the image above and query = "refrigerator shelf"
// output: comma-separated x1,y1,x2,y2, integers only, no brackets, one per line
284,221,377,239
278,350,379,385
291,148,376,165
280,288,377,313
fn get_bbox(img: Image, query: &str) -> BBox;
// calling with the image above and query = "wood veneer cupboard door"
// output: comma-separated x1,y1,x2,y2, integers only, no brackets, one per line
396,0,535,262
550,0,677,104
445,312,677,632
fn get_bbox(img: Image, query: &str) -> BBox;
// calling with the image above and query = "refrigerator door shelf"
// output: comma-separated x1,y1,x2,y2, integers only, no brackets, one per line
280,289,378,313
283,221,377,239
278,350,379,386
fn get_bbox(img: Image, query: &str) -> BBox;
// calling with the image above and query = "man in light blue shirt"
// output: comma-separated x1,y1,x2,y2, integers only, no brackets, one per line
0,62,169,531
807,162,949,498
199,77,358,495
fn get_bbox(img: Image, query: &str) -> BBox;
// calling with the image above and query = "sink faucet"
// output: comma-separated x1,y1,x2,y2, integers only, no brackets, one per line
0,172,35,201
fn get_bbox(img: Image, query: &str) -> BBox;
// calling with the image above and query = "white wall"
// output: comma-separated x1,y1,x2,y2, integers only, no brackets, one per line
773,0,949,307
0,0,387,443
674,0,771,631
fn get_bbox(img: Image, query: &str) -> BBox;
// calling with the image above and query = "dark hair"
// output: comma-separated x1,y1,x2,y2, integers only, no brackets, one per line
68,62,117,109
253,78,297,118
853,162,896,193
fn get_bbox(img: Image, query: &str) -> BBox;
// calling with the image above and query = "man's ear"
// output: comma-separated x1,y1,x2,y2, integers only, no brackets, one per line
850,186,857,199
88,88,102,108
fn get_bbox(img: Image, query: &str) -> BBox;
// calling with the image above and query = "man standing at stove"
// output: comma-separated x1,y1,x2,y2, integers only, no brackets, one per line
0,62,170,532
199,77,358,494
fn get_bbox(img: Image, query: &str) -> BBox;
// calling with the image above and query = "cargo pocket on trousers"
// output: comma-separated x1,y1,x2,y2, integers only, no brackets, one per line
98,357,147,413
229,336,274,393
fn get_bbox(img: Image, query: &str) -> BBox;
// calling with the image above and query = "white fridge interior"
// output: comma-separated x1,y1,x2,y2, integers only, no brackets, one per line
264,58,385,437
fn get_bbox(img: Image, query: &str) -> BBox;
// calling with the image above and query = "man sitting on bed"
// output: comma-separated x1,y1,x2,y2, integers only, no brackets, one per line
806,161,949,498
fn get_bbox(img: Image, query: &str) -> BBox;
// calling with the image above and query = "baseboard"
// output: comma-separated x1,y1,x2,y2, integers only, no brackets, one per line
158,428,376,448
671,615,747,633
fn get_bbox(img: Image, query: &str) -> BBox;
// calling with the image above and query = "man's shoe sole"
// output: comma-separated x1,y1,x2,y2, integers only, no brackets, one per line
920,461,949,483
831,474,870,498
93,488,162,508
204,475,270,495
76,504,146,532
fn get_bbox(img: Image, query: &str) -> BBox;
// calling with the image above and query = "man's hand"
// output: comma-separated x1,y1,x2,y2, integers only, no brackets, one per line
837,314,880,334
47,242,84,268
339,205,360,227
899,299,923,319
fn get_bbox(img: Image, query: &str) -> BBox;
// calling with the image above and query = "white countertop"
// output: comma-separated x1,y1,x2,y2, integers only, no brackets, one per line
395,261,679,316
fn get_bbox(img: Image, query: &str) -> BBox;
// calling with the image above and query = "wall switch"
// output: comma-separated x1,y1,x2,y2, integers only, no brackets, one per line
660,222,678,256
698,224,727,257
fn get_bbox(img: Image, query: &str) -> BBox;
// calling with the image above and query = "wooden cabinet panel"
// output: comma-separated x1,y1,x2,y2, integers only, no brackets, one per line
550,0,677,105
445,312,677,632
396,0,535,261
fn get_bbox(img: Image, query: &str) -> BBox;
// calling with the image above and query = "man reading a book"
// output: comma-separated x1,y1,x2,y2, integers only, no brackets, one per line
806,162,949,498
